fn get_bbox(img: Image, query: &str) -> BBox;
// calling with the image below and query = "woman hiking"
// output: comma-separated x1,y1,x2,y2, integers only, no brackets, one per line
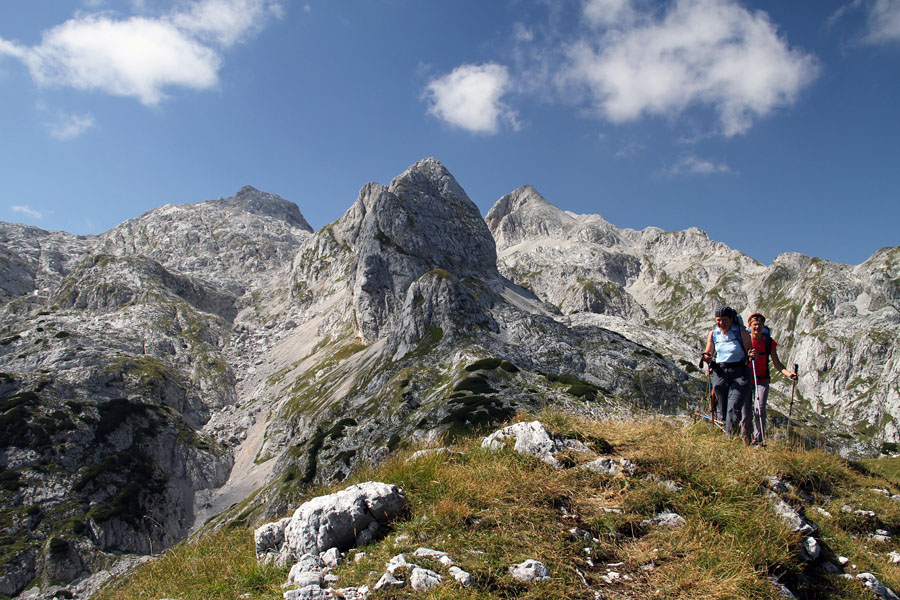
702,306,755,442
748,313,798,446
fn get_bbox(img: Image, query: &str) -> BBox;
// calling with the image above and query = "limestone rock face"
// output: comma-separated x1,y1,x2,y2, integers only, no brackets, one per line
487,185,760,333
0,224,95,301
320,157,499,344
0,187,312,598
97,185,312,296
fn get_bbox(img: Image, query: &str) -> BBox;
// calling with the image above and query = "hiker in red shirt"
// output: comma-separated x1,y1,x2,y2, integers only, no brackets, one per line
748,313,798,446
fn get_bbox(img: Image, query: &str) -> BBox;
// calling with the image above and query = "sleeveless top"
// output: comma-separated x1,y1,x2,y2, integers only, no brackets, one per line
712,324,746,364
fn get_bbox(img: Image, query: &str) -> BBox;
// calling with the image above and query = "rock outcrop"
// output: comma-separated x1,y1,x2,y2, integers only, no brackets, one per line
254,482,407,566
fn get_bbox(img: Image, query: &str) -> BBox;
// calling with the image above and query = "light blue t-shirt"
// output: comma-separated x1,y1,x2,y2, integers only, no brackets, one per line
713,325,746,363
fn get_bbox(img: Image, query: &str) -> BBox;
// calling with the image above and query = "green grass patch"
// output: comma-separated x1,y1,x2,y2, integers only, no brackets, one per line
465,358,504,372
94,527,288,600
543,373,606,401
453,374,496,395
855,456,900,487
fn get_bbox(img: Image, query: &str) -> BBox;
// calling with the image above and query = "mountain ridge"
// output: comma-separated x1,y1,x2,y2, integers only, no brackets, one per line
1,158,896,599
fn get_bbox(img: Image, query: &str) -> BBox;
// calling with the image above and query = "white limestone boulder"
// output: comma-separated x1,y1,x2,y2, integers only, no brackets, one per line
255,482,407,566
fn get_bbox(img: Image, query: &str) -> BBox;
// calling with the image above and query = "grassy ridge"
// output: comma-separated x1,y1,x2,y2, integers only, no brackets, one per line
96,413,900,600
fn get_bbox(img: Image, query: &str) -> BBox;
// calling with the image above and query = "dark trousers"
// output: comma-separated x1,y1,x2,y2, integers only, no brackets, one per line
712,363,750,437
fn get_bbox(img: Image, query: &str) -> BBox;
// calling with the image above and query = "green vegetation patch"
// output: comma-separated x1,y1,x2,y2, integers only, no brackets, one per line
0,469,22,492
441,396,515,439
453,374,496,395
88,481,143,523
0,390,81,451
94,527,288,600
95,397,154,441
465,358,504,372
543,373,607,401
464,358,520,373
327,418,358,441
0,334,20,345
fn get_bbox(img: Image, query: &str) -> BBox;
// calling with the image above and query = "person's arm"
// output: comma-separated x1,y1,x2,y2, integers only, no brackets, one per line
770,344,798,380
702,331,714,362
741,328,757,360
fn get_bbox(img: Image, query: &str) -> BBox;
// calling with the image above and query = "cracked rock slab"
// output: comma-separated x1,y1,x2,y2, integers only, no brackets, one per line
482,421,590,468
409,567,442,591
509,559,551,582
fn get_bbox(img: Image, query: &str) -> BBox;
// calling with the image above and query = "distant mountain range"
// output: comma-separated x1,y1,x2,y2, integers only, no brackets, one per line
1,158,897,598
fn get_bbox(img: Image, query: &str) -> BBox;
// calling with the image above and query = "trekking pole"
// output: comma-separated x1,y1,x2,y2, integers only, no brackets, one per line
751,357,761,446
697,355,707,423
787,363,799,445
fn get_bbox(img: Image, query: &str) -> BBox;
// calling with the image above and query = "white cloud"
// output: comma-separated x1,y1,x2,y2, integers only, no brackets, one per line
171,0,283,47
425,63,520,134
513,22,535,43
562,0,820,136
583,0,637,27
865,0,900,43
48,113,95,140
11,205,44,219
0,0,281,105
0,38,25,59
828,0,900,44
664,154,733,175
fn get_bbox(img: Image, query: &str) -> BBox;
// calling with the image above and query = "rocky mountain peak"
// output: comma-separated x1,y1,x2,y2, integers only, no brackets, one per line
486,186,570,250
217,186,313,232
387,157,474,210
293,159,500,347
486,186,625,251
486,184,552,220
333,158,497,280
96,187,313,297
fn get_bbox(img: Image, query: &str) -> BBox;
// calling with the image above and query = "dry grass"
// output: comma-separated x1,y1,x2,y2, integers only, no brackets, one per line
93,527,287,600
96,411,900,600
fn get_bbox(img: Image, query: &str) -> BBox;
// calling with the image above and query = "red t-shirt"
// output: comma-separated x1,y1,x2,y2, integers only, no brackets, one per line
751,336,777,380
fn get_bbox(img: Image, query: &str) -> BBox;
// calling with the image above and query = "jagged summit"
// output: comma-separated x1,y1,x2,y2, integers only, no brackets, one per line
485,184,554,223
217,186,313,232
487,186,623,251
486,185,571,249
334,157,497,281
96,187,313,296
295,158,500,346
387,157,475,212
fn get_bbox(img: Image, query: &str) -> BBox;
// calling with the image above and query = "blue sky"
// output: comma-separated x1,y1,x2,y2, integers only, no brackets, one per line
1,0,898,266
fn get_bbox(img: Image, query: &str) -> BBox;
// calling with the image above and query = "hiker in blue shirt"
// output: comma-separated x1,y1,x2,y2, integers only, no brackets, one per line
701,305,756,442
